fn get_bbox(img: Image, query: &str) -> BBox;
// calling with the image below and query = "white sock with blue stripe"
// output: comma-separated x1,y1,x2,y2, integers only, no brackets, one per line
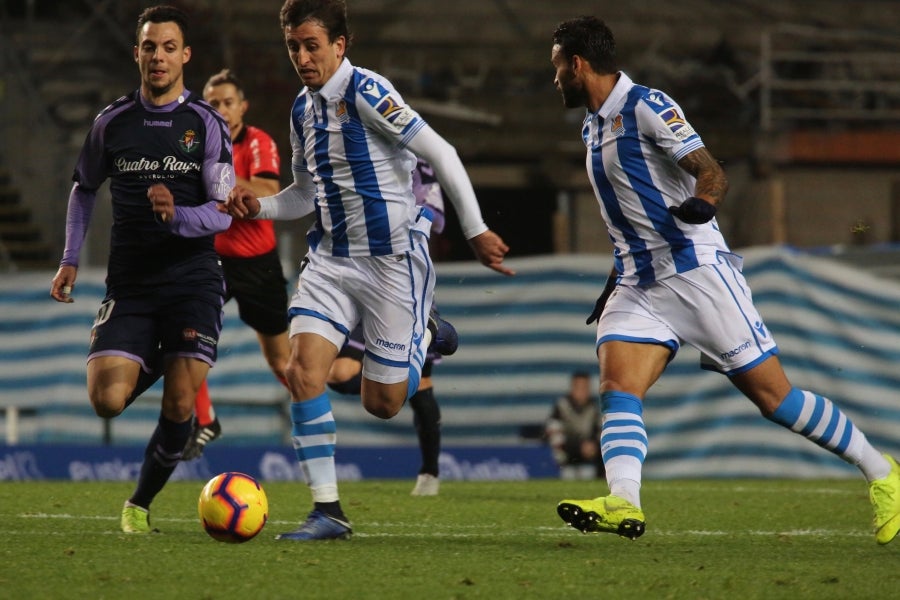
768,387,890,482
405,363,422,401
405,329,427,400
600,391,648,508
290,393,339,502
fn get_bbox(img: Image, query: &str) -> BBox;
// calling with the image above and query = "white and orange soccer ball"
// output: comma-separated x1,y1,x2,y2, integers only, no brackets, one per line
198,472,269,543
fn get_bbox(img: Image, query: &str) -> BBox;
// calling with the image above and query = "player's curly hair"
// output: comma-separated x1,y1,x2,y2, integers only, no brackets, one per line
279,0,353,49
552,16,617,74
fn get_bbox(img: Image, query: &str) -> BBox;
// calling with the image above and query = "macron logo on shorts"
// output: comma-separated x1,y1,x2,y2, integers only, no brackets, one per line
720,340,752,361
375,338,406,351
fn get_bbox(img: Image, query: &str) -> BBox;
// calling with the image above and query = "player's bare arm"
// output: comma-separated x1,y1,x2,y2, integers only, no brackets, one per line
468,230,515,276
676,147,728,206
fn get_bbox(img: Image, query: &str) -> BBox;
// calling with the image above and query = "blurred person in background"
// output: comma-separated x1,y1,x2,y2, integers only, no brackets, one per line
182,68,290,460
545,371,604,480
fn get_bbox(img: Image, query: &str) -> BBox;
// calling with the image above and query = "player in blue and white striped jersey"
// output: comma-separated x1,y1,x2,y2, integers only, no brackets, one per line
224,0,512,541
550,16,900,545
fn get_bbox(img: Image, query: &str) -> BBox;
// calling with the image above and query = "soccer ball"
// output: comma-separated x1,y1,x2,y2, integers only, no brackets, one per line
198,472,269,543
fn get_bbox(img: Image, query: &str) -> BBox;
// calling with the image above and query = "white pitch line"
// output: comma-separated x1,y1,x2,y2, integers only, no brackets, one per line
5,513,870,538
648,484,859,496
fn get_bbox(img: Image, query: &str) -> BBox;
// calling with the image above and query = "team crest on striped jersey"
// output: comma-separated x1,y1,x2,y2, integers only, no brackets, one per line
610,114,625,137
336,100,350,124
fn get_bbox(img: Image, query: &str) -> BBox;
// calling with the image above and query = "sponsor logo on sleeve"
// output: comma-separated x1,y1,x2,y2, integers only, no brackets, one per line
389,107,416,129
374,94,407,122
659,107,696,141
361,78,418,130
646,92,666,106
212,164,234,199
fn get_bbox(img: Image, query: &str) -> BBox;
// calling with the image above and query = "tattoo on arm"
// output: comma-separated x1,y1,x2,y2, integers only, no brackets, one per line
677,148,728,205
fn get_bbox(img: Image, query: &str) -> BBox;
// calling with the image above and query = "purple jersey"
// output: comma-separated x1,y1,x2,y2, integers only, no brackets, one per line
71,89,234,289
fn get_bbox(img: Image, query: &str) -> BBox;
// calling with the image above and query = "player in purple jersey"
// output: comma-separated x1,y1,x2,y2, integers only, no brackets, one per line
223,0,513,541
49,5,234,534
550,16,900,545
326,159,445,496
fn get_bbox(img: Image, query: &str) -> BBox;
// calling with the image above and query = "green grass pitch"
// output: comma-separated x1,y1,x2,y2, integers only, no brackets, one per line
1,478,894,599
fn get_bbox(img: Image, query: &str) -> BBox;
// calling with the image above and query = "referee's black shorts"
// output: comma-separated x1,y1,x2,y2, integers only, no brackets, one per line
221,249,289,336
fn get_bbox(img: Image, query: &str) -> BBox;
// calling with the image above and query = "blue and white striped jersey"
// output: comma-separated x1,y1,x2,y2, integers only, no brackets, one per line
583,72,731,285
289,59,428,257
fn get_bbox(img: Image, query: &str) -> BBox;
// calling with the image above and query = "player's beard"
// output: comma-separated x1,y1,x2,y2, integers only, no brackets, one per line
143,67,181,100
147,79,177,99
560,78,587,109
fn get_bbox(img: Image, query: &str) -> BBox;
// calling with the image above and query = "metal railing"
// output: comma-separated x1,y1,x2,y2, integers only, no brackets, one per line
759,23,900,130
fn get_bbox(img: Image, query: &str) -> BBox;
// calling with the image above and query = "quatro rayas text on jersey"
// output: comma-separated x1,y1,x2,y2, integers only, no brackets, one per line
114,155,201,174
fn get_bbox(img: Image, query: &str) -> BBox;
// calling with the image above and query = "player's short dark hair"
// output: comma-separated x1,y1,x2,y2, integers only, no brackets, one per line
136,4,190,45
572,370,591,380
552,16,617,74
205,69,245,97
279,0,352,49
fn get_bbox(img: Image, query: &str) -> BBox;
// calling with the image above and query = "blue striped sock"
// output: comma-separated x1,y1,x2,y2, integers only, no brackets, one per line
600,391,648,506
406,364,421,400
768,387,877,471
290,393,338,502
405,322,427,400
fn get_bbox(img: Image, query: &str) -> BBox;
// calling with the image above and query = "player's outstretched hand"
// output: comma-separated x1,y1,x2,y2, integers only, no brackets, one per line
668,196,717,224
469,229,515,276
223,185,261,219
50,265,77,303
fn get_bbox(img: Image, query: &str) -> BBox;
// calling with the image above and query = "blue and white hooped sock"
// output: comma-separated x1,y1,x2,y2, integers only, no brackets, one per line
600,391,648,507
405,328,426,400
405,363,422,401
290,393,339,502
768,387,890,481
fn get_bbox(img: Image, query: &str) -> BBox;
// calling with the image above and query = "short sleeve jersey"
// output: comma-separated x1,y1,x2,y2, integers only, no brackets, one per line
289,59,427,257
72,89,234,288
214,125,280,258
582,72,730,285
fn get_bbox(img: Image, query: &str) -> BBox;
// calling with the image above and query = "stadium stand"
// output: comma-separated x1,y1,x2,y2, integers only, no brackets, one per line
2,248,899,478
3,1,900,268
1,2,899,479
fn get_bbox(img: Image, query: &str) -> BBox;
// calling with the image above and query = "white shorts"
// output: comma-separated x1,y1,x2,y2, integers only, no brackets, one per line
597,252,778,375
289,238,434,384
